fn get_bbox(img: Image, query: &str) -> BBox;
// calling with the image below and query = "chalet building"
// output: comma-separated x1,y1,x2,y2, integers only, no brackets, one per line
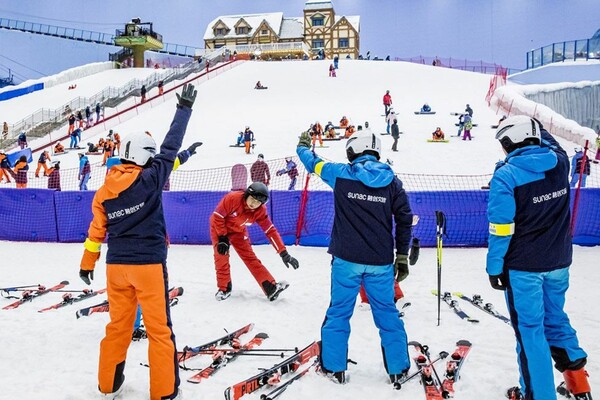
203,0,360,59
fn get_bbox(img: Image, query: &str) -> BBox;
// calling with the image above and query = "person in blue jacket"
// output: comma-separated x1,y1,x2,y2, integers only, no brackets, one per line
487,115,592,400
296,131,413,386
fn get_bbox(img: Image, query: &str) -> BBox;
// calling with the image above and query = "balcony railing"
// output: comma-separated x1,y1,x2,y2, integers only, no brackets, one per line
527,38,600,69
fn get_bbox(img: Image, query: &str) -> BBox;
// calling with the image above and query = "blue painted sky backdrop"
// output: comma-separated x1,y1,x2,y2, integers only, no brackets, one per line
0,0,598,83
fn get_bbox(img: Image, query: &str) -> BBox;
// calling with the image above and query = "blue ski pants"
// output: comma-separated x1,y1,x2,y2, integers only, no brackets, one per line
505,267,587,400
321,257,409,374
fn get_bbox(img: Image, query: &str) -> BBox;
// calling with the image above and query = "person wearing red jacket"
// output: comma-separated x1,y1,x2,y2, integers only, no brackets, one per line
210,182,299,301
383,90,393,116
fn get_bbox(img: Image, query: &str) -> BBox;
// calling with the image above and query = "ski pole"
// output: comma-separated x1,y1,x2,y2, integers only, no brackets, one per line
191,348,298,353
422,344,450,398
435,210,446,326
393,351,449,390
0,284,41,292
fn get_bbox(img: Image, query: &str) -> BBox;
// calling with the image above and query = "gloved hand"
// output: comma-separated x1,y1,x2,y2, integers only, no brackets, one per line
394,254,409,282
79,269,94,285
489,274,507,291
176,83,197,109
280,250,299,269
298,131,312,148
409,238,420,265
79,248,100,285
187,142,203,155
216,235,230,255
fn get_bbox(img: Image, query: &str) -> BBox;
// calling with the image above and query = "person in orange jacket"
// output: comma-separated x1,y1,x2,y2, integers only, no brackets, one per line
210,182,299,301
102,138,115,166
344,125,356,138
0,151,12,183
35,150,51,177
311,121,324,147
13,155,29,188
78,83,197,400
339,116,349,129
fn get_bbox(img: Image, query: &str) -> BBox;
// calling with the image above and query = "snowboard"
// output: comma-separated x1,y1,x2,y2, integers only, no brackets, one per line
427,139,449,143
414,111,437,115
231,164,248,191
455,123,478,127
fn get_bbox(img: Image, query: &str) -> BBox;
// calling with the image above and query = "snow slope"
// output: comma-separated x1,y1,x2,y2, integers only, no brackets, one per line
0,60,597,399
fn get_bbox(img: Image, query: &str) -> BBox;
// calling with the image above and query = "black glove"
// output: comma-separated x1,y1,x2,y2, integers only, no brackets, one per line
489,274,507,291
394,254,409,282
176,83,197,109
216,235,230,255
187,142,203,155
280,250,299,269
298,131,311,148
409,238,420,265
79,269,94,285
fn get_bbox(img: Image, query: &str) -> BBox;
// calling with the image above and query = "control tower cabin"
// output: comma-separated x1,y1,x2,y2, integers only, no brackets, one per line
113,18,163,67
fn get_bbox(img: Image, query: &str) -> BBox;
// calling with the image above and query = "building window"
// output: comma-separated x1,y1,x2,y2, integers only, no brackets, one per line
312,17,324,26
236,27,247,35
215,28,225,36
339,38,349,48
261,29,268,35
312,39,324,49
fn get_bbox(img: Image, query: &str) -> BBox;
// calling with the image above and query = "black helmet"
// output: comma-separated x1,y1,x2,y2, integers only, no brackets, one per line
245,182,269,204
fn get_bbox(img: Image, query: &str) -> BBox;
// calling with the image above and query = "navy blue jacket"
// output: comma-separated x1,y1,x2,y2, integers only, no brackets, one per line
487,130,572,274
297,147,413,265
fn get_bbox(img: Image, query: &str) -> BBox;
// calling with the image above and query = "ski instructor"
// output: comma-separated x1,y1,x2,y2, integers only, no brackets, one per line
296,130,414,386
78,83,198,400
487,115,592,400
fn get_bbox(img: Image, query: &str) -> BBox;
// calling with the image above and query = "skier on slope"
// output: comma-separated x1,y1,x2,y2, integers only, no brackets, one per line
487,116,592,400
78,83,197,400
276,156,299,190
296,130,414,386
210,182,299,301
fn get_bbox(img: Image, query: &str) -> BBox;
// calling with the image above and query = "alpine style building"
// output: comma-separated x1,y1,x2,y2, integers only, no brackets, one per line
203,0,360,59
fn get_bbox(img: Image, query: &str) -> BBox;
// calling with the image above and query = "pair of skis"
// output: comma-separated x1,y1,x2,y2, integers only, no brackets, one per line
38,288,107,313
452,292,511,325
407,340,472,399
224,340,321,400
2,281,70,310
75,286,184,318
178,323,270,384
432,290,479,324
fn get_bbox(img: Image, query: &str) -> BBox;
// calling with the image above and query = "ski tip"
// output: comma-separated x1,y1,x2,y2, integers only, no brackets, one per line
431,290,438,295
452,292,464,297
177,287,184,296
407,340,422,347
467,319,480,324
456,339,472,346
61,280,70,285
256,332,269,339
75,311,81,319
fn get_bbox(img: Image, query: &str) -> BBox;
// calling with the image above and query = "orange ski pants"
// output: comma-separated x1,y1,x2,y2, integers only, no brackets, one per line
99,263,179,400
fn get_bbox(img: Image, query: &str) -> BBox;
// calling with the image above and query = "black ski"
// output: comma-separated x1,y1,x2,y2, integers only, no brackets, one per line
453,292,511,325
431,291,479,323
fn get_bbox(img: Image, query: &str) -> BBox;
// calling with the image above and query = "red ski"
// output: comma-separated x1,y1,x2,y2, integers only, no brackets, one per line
441,340,472,395
177,323,254,364
224,341,320,400
187,332,268,384
2,281,69,310
408,341,448,400
75,286,183,318
38,288,107,312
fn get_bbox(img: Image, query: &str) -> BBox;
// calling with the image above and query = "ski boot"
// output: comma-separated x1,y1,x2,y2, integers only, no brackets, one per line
557,368,593,399
506,386,524,400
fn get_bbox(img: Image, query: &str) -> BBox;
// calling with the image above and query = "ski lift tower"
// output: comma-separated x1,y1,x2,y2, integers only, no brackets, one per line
113,18,163,67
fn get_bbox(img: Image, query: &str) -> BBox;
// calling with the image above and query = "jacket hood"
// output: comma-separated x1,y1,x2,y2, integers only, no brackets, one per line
103,164,142,197
350,155,394,188
506,146,557,173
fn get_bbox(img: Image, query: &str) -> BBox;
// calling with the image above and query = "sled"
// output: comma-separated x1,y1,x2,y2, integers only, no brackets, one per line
414,111,436,115
231,164,248,191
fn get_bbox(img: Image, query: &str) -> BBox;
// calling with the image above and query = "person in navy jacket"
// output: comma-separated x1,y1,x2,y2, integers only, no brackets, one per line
297,131,413,386
487,116,592,400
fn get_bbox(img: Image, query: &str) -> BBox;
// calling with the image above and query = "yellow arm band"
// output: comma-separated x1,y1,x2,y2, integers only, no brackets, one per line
314,161,325,176
489,222,515,236
173,157,182,171
84,238,102,253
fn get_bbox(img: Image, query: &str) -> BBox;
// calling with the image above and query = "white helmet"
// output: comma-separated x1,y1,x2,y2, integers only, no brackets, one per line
121,131,156,166
346,132,381,162
495,115,541,153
